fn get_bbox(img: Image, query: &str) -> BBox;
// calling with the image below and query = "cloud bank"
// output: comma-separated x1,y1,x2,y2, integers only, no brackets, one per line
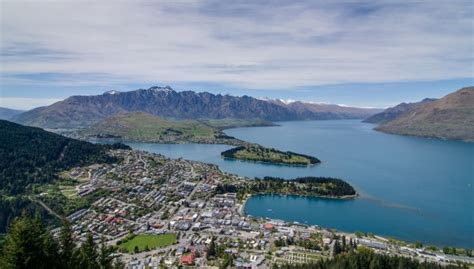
1,0,473,89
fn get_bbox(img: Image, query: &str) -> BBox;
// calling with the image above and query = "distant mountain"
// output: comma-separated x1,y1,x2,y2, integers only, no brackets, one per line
13,86,381,129
376,87,474,141
270,100,383,120
363,98,437,124
0,107,24,120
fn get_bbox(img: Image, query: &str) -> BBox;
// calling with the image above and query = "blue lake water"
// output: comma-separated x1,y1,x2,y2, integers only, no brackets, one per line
125,120,474,248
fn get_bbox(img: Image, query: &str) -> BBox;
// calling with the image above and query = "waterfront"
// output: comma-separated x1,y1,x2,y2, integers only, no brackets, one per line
127,120,474,248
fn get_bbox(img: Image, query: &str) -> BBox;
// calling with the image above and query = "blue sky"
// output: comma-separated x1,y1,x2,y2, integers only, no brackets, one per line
1,0,473,110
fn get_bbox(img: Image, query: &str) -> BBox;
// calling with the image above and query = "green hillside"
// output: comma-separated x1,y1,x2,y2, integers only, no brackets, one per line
82,112,250,145
0,120,129,232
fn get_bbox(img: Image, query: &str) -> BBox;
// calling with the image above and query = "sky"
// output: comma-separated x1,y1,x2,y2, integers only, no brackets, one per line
0,0,473,110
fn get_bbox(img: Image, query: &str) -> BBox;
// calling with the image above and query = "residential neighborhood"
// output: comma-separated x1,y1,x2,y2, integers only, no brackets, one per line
54,149,474,268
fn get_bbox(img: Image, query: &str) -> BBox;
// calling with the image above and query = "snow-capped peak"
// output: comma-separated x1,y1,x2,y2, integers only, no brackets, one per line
258,97,297,104
148,86,174,93
277,99,297,105
104,90,120,95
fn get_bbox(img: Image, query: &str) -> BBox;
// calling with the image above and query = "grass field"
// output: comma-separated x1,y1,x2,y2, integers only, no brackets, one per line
118,233,177,253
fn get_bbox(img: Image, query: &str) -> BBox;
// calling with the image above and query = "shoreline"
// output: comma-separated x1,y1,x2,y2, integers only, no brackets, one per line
239,193,469,250
86,136,247,147
222,156,318,167
239,192,358,216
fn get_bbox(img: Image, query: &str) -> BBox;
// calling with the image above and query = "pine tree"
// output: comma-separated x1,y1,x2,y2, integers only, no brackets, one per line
333,239,342,256
97,237,116,269
342,235,346,252
59,220,77,267
42,231,61,268
0,214,46,269
78,233,99,269
207,237,217,258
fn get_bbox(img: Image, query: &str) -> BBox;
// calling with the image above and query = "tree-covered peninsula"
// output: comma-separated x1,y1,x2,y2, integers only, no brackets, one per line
216,176,357,199
221,145,320,166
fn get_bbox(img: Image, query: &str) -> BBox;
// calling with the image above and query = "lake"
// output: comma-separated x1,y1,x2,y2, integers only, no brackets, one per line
126,120,474,248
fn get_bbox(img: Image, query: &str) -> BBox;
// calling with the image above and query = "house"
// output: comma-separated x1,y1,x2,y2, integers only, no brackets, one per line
264,223,274,231
181,253,195,265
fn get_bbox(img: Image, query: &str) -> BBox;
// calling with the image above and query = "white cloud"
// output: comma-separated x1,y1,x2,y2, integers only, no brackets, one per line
0,0,472,89
0,97,63,110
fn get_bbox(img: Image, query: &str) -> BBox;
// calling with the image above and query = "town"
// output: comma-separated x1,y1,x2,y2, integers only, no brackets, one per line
50,149,473,268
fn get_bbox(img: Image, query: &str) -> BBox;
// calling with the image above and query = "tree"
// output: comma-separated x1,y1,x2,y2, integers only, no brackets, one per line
207,237,217,258
220,253,233,269
78,233,98,269
333,239,342,256
59,220,77,267
341,235,346,252
465,249,472,257
133,246,140,254
369,256,382,269
0,214,46,269
98,237,116,269
42,231,61,268
0,215,122,269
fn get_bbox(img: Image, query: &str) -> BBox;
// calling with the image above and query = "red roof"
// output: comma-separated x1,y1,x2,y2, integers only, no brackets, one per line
105,215,115,223
181,253,195,265
264,223,274,230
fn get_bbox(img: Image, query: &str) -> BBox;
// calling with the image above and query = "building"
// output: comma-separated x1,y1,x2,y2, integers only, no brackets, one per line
181,253,195,265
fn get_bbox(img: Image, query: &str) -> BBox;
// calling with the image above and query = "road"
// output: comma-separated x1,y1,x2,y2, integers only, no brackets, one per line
28,196,63,220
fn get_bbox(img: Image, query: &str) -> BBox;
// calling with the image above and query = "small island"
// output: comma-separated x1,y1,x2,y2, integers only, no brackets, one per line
221,145,320,166
216,176,357,200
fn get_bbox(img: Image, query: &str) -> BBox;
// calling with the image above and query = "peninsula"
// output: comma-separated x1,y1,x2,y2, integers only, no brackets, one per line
216,176,357,200
80,112,250,146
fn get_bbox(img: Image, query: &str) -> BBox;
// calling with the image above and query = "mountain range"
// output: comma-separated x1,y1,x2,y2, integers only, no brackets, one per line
269,99,381,119
369,87,474,141
13,86,382,129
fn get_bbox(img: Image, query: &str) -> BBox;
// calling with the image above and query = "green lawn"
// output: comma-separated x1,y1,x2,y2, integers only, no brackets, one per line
119,233,177,253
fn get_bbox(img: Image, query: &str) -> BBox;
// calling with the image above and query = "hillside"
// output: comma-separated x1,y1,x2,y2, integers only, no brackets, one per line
13,86,380,129
82,112,245,145
0,120,129,232
0,107,24,120
376,87,474,141
363,98,437,124
0,120,129,195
